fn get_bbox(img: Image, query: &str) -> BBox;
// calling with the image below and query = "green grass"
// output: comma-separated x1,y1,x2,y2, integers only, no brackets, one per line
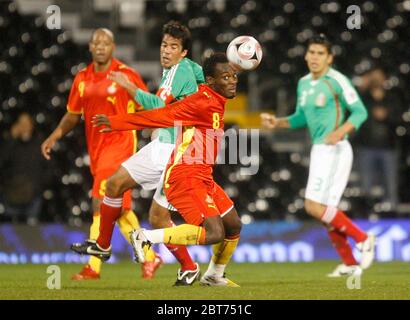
0,261,409,300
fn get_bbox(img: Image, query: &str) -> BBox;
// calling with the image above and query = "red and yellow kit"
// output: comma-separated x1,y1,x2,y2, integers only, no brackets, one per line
108,84,234,224
67,58,148,207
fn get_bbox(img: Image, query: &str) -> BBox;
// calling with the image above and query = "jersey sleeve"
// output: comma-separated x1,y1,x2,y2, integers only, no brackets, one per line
287,81,307,129
66,73,84,114
135,89,166,110
109,92,207,131
135,62,198,111
338,80,368,130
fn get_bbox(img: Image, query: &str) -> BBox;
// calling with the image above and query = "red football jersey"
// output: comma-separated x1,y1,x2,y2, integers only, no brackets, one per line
108,84,227,185
67,58,148,175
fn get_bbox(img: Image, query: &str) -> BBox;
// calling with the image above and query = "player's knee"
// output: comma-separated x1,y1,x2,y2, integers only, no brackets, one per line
148,212,167,228
105,176,124,198
209,231,225,244
304,199,315,215
205,222,225,244
148,206,171,228
225,216,242,237
148,213,159,228
304,199,322,218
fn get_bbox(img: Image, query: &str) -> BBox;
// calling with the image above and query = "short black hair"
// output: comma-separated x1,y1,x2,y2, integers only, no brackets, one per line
162,20,191,51
203,52,229,78
307,33,332,54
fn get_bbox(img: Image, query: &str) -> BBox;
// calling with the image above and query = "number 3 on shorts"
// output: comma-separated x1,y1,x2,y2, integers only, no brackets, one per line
314,177,323,192
212,112,220,129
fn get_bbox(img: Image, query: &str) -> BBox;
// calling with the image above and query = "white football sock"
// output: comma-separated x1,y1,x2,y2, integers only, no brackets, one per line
205,260,226,278
143,229,164,243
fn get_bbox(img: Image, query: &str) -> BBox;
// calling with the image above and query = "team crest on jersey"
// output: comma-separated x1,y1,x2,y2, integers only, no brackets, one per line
205,194,217,209
315,92,326,107
205,194,214,204
107,83,117,95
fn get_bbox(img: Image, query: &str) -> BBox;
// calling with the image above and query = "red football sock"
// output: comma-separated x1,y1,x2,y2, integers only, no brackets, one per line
321,207,367,243
327,228,357,266
165,244,197,271
97,196,123,249
165,220,196,271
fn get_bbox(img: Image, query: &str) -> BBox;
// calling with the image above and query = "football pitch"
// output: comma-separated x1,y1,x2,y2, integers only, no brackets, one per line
0,261,409,300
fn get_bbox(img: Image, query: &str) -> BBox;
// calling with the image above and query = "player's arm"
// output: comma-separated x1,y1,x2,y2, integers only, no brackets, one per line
42,73,83,160
107,71,163,108
133,64,198,110
108,71,167,110
261,108,306,130
93,94,202,132
261,82,306,130
260,113,291,129
41,112,81,160
325,82,368,145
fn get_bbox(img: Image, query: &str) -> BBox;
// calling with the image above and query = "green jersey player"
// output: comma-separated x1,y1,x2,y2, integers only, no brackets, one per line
261,34,376,277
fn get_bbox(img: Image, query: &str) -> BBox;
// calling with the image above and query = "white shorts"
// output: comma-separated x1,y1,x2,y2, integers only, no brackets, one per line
121,138,176,210
305,140,353,207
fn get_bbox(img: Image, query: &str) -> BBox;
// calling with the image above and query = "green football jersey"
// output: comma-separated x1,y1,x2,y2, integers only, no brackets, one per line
287,67,368,144
134,58,205,144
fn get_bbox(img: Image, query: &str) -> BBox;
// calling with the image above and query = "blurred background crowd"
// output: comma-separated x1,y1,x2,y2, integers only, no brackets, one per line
1,0,409,226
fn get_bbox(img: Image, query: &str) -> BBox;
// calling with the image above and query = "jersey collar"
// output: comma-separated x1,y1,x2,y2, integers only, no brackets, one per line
89,58,120,75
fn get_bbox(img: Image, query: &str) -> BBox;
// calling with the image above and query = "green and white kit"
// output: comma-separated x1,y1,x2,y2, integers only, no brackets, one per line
287,68,368,206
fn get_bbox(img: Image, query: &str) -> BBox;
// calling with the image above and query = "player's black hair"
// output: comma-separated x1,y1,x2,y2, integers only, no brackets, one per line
162,20,192,51
307,33,332,54
203,52,229,78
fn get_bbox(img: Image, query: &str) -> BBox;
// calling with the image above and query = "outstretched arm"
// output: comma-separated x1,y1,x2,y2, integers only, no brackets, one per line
93,97,201,132
260,113,291,129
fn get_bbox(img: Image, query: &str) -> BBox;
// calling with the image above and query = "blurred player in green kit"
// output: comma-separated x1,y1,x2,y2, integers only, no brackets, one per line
261,34,376,277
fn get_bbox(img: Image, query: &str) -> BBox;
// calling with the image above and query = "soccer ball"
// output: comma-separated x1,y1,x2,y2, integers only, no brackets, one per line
226,36,262,71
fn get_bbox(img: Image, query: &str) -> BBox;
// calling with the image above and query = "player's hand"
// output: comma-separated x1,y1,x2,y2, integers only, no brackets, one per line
41,137,57,160
92,114,112,133
325,130,344,145
107,71,130,88
260,113,278,129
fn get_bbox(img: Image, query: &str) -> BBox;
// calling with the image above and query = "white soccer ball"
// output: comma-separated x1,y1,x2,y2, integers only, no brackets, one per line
226,36,263,71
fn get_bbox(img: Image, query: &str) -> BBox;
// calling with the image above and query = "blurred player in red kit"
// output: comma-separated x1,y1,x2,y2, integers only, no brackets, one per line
41,28,161,280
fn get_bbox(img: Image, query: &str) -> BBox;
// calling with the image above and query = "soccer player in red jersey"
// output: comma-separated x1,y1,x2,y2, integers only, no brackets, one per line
41,28,161,280
72,22,201,285
92,53,242,286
